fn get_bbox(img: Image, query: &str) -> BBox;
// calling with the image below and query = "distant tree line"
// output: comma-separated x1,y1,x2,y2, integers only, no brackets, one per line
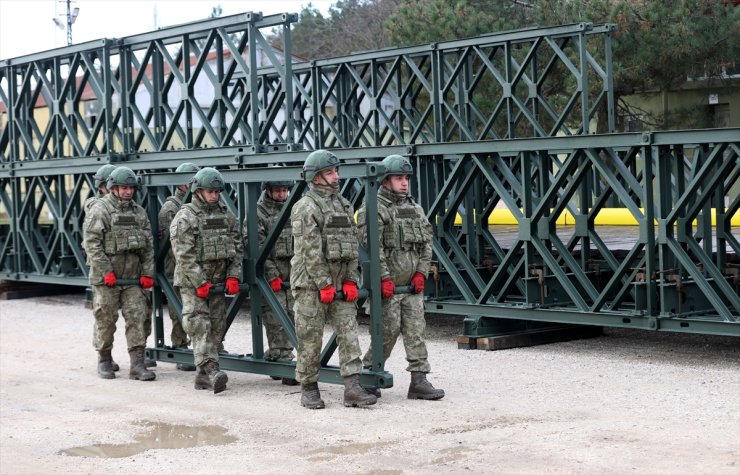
262,0,740,131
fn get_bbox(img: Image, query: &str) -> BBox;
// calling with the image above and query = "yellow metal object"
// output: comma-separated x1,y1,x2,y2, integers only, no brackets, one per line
453,208,738,226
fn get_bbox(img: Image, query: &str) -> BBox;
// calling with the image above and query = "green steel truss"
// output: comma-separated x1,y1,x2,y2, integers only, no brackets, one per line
0,15,736,384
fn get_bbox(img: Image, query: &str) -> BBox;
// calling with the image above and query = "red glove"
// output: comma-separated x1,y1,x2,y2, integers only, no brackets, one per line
269,277,283,292
380,278,395,299
196,282,213,298
342,281,359,302
103,272,116,287
410,272,425,294
225,277,240,295
319,284,336,303
139,275,154,289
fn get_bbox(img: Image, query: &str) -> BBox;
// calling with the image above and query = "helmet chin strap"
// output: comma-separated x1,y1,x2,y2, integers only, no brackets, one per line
315,172,338,190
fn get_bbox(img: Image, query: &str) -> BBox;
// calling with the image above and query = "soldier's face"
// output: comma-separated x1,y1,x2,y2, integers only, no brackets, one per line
98,184,108,195
268,186,289,202
385,174,410,194
199,188,220,204
113,185,135,201
313,167,339,187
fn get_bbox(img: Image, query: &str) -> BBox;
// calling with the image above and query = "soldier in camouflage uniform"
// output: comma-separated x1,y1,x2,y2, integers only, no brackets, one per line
83,166,156,381
245,176,299,386
290,150,377,409
158,162,200,371
170,167,243,394
82,164,121,374
358,155,444,400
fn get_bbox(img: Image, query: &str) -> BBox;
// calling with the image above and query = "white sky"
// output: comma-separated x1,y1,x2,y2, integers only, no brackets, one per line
0,0,335,60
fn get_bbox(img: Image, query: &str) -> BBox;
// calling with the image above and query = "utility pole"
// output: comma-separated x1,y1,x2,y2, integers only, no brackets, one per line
52,0,79,46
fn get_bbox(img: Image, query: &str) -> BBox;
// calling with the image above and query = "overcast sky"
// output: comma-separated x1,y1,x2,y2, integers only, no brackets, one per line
0,0,335,60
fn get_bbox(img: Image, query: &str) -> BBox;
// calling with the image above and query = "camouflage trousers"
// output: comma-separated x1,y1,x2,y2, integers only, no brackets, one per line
166,287,189,348
92,284,149,352
362,292,431,373
262,288,295,361
180,287,226,367
293,289,363,384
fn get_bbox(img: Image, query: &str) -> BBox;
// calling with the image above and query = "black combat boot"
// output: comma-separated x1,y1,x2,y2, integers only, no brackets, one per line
175,347,196,371
407,371,444,400
343,374,377,408
194,365,212,390
300,382,325,409
281,377,299,386
204,361,228,394
97,350,115,379
364,387,381,398
128,346,156,381
111,360,120,372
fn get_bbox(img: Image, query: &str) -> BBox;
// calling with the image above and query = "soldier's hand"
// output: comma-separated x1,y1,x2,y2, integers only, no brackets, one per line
410,272,425,294
342,281,359,302
139,275,154,289
269,277,284,292
319,284,336,303
103,272,117,287
225,277,240,295
380,278,396,299
196,282,213,298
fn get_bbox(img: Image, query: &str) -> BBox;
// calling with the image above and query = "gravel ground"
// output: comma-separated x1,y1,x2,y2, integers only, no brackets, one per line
1,291,738,475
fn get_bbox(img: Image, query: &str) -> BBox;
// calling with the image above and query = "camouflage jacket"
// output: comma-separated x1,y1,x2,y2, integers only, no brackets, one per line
357,185,432,285
243,190,293,282
81,190,106,259
158,188,186,278
290,183,360,290
83,193,155,285
170,194,243,290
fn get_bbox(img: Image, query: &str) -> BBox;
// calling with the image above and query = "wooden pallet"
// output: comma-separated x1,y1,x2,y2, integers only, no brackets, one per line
458,324,603,350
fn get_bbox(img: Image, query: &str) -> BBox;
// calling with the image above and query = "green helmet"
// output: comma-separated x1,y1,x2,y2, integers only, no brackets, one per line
106,166,140,189
382,154,413,179
190,167,225,192
303,149,340,182
93,164,117,189
262,164,293,189
175,163,201,185
176,162,200,174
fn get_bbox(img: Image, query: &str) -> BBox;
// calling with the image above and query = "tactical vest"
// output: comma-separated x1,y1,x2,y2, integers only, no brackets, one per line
261,204,293,260
183,203,237,261
380,195,427,251
99,198,148,254
306,190,359,263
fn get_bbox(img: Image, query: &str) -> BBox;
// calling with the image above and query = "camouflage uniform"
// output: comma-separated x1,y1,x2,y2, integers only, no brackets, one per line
358,184,433,373
159,188,189,348
247,190,295,361
84,192,154,353
290,183,363,383
170,194,243,368
82,191,120,364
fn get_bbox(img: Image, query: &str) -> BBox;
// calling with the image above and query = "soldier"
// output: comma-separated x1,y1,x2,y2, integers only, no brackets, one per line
83,166,156,381
290,149,377,409
246,175,299,386
357,154,444,400
82,164,120,374
170,167,243,394
158,162,200,371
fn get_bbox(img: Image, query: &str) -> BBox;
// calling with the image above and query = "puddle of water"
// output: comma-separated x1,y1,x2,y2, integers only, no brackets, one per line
59,421,237,458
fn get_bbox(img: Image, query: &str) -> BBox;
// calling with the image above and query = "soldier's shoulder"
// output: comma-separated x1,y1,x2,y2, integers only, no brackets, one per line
292,196,313,213
86,198,110,218
173,204,196,222
161,197,179,212
83,196,101,213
